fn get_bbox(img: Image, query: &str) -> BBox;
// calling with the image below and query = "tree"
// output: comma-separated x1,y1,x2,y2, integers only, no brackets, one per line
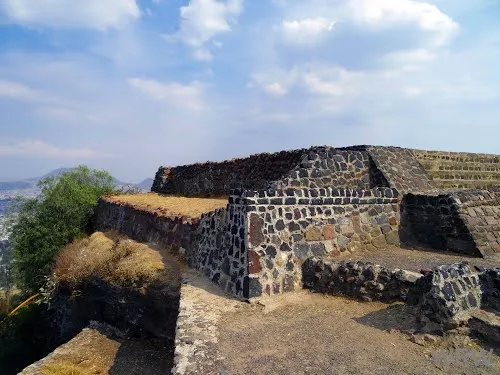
10,166,118,291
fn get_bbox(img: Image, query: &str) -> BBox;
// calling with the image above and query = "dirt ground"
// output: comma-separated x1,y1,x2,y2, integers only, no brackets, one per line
335,245,500,272
217,291,500,375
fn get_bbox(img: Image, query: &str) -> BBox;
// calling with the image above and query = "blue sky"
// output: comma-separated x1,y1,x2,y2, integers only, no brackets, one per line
0,0,499,182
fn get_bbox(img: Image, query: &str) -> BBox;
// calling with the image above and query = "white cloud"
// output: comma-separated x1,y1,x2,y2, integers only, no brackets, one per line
383,48,436,64
0,0,140,30
403,87,424,96
303,74,346,96
0,80,44,101
281,17,336,44
193,48,214,61
349,0,458,45
128,78,205,111
0,140,99,159
263,82,288,96
173,0,243,59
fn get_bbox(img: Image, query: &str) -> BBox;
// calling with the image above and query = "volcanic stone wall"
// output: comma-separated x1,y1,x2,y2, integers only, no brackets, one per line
414,149,500,190
364,146,436,193
401,189,500,257
479,268,500,312
415,263,482,329
240,187,400,297
302,258,422,302
152,147,375,196
94,198,250,298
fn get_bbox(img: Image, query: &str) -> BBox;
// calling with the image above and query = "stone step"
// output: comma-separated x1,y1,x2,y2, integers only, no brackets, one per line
432,180,500,189
415,152,500,164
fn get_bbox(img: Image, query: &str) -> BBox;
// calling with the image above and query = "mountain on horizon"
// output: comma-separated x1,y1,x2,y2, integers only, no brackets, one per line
135,178,154,191
0,168,152,192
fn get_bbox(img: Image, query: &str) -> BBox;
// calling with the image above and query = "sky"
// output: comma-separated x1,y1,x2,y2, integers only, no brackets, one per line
0,0,499,182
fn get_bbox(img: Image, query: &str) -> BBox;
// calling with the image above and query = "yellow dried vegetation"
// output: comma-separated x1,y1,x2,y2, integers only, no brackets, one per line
104,193,228,218
40,362,93,375
53,232,165,287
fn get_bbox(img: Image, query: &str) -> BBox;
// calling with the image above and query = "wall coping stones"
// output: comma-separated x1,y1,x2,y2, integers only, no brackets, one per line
229,187,399,206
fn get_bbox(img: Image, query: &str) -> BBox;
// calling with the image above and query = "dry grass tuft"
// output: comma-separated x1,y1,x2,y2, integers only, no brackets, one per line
54,232,165,287
104,193,228,218
40,362,98,375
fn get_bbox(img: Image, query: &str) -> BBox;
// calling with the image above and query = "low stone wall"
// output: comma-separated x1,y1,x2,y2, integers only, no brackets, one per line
302,258,422,302
240,187,400,297
94,198,250,298
414,263,482,329
401,189,500,257
303,259,497,332
152,146,379,196
478,268,500,313
414,149,500,190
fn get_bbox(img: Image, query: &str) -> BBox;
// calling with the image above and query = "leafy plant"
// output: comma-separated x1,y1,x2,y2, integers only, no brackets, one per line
10,166,118,292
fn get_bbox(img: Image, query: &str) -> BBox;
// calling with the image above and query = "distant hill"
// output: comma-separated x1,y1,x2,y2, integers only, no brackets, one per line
25,167,74,183
136,178,153,191
1,168,152,193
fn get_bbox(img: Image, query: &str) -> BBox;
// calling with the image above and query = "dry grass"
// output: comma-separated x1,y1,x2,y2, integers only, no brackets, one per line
104,193,228,218
53,232,165,287
40,362,98,375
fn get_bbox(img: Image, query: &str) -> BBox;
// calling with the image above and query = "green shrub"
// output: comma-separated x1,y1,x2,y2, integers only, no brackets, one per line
10,166,118,292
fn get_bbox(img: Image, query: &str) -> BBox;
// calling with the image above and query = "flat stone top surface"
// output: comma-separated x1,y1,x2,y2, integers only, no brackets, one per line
103,193,228,218
335,246,500,271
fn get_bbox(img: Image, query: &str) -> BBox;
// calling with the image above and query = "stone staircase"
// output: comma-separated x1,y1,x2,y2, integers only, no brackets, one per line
413,149,500,189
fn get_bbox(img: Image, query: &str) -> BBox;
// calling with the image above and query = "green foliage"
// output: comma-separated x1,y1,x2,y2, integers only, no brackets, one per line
10,166,118,291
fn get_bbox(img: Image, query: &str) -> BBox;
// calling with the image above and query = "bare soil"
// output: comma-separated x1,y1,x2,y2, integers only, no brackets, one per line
217,291,500,375
335,245,500,272
103,193,228,218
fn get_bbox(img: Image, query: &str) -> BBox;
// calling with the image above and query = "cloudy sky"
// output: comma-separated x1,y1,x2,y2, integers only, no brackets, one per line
0,0,499,182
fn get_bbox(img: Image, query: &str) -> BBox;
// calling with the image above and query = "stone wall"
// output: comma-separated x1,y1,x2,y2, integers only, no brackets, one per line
414,263,482,330
414,149,500,190
401,189,500,257
478,268,500,312
364,146,436,193
302,258,422,302
239,187,400,298
152,146,376,196
94,198,250,298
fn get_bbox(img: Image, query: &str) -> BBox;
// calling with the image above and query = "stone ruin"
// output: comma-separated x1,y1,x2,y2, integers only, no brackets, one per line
94,145,500,330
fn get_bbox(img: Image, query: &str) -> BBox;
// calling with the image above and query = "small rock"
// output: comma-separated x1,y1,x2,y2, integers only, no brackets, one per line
410,334,426,346
422,333,439,343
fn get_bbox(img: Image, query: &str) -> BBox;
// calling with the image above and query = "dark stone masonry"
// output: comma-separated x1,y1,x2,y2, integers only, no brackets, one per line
401,188,500,257
95,144,500,301
414,263,482,329
302,258,422,302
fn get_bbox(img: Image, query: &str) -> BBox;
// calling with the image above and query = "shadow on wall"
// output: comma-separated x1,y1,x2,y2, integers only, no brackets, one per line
398,194,481,257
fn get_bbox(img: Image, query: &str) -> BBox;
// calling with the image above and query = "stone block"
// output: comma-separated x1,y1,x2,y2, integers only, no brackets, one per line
322,225,336,240
248,250,262,274
305,226,322,241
